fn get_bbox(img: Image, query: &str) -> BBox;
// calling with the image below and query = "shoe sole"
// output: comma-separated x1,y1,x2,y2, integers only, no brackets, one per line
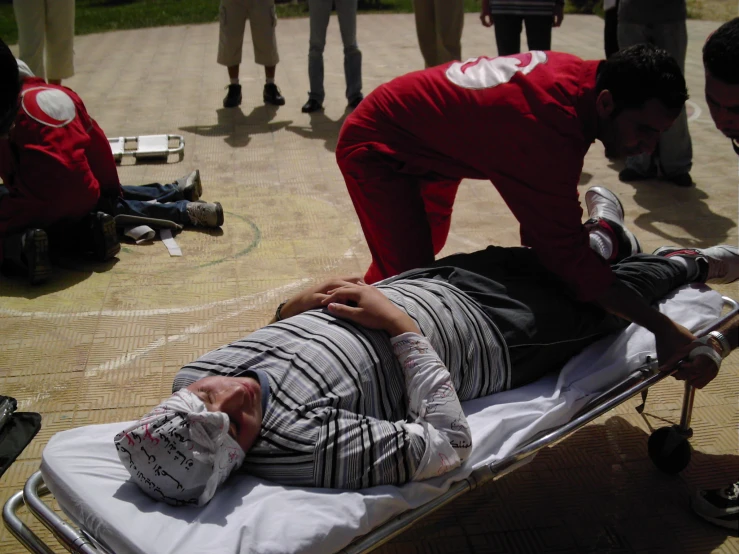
264,97,286,106
26,231,51,285
585,186,624,221
187,170,202,202
223,96,242,108
652,246,680,257
214,202,224,227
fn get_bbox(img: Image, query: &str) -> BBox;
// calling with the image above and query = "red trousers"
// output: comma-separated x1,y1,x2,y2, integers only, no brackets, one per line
338,144,461,283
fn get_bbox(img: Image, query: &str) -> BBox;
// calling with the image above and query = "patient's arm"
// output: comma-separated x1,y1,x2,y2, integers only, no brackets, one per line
392,333,473,480
318,283,473,483
311,335,472,489
271,276,365,322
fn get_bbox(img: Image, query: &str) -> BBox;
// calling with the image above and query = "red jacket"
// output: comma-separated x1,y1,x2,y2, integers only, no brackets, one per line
338,51,614,301
0,78,122,235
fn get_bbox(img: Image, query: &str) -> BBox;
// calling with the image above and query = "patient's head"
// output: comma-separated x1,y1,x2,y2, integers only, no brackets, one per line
185,376,264,453
114,385,249,506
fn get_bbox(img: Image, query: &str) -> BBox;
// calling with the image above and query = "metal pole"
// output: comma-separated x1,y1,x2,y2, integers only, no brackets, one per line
2,491,56,554
23,472,101,554
677,382,695,437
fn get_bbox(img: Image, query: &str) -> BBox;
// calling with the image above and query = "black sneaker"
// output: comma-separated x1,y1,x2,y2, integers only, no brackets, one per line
263,83,285,106
90,212,120,261
22,229,51,285
348,94,363,109
301,98,323,113
665,172,693,187
223,84,242,108
619,168,656,182
692,481,739,533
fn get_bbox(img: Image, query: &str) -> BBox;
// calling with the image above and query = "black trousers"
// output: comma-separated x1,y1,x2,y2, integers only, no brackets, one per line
604,2,620,58
387,246,691,389
493,14,553,56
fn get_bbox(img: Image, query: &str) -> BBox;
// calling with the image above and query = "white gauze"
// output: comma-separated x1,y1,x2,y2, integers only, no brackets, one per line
114,389,245,506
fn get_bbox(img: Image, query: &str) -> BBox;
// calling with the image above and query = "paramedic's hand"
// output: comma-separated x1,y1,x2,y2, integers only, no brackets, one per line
655,321,710,384
655,320,696,367
322,283,421,337
480,2,493,27
279,277,365,320
673,341,722,389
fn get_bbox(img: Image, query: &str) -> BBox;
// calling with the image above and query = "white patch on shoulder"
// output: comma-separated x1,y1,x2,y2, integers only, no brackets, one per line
21,87,76,127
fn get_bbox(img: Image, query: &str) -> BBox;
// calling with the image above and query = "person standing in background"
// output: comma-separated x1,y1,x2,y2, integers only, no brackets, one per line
218,0,285,108
13,0,75,85
604,0,619,58
481,0,564,56
617,0,693,186
413,0,465,68
301,0,363,113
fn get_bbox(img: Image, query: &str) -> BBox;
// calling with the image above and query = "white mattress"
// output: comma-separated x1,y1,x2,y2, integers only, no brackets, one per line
41,286,722,554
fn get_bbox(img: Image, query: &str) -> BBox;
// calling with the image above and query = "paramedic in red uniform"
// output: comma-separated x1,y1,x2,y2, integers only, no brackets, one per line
336,43,694,365
0,38,222,284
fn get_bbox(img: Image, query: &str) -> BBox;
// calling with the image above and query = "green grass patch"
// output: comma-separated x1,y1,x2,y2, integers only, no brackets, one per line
0,0,490,45
3,0,724,48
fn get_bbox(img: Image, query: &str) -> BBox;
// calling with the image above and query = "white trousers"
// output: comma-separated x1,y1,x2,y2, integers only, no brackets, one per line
13,0,75,81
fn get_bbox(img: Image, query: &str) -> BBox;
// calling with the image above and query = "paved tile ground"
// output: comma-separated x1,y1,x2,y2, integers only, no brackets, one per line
1,12,738,554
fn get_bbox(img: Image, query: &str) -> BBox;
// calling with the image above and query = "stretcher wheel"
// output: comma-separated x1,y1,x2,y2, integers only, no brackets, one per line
648,426,692,474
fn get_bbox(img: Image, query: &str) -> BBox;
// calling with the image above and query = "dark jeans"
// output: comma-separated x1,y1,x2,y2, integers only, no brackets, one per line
493,14,552,56
99,183,189,225
604,3,619,58
387,246,690,389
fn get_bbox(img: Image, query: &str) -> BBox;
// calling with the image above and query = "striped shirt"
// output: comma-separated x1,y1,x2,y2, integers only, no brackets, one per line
489,0,562,16
173,278,507,489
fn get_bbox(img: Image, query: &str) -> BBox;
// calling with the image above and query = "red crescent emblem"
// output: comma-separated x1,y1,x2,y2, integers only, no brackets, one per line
21,87,76,128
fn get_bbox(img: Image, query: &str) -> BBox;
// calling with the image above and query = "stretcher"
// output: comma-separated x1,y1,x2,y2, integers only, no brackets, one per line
3,286,737,554
108,135,185,163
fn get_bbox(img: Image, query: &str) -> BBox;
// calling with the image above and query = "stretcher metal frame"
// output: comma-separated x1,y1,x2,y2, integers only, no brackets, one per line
108,135,185,163
4,297,738,554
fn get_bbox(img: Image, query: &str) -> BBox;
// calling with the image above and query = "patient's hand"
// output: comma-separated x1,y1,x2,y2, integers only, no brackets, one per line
321,283,421,337
279,276,365,320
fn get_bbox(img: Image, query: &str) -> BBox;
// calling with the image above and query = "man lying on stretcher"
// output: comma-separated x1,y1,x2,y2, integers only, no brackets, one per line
115,186,739,507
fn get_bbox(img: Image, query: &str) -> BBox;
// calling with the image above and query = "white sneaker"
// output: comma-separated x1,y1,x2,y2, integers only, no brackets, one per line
176,170,202,202
653,245,739,284
585,186,624,223
186,201,223,228
585,186,641,258
692,481,739,533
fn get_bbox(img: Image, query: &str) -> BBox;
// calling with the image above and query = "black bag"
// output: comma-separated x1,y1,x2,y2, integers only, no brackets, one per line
0,396,42,478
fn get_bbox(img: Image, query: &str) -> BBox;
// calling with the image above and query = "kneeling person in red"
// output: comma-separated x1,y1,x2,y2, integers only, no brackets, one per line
0,39,224,285
337,43,694,372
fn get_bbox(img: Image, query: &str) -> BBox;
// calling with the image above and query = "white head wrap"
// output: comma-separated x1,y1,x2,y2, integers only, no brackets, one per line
114,389,245,506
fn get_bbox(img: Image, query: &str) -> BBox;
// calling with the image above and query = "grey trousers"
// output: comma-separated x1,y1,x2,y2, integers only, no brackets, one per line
618,21,692,178
308,0,363,104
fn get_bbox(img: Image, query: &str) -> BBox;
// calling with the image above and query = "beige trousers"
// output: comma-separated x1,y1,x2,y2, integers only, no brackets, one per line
217,0,280,67
412,0,464,68
13,0,75,80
